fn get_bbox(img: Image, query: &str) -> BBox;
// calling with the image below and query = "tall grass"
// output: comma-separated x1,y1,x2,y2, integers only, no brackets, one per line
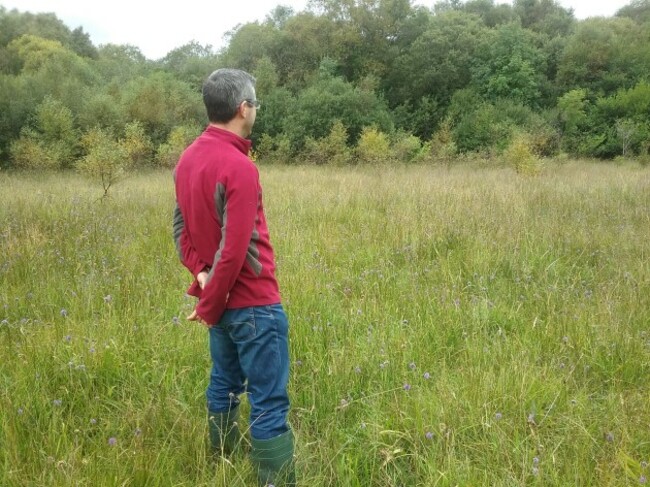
1,162,649,486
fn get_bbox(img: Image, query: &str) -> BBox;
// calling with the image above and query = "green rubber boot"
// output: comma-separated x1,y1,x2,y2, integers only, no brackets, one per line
208,406,242,457
250,429,296,486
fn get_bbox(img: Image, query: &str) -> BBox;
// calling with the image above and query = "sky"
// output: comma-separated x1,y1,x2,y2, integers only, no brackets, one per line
1,0,634,60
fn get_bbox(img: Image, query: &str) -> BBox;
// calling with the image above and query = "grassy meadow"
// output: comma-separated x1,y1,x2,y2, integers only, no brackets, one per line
1,162,649,486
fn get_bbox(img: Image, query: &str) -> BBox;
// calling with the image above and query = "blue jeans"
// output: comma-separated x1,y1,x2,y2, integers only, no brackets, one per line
206,304,291,440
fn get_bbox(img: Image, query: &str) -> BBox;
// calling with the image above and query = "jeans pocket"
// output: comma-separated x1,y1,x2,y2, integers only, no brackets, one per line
225,308,257,343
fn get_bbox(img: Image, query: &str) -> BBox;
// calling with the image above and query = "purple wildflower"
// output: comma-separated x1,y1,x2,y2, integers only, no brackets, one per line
108,437,117,446
354,366,361,374
103,295,112,304
90,418,97,425
172,316,179,325
533,457,540,466
64,335,71,342
409,362,416,370
605,432,614,443
60,309,68,318
495,412,502,421
52,399,62,407
134,428,142,436
425,431,434,440
403,383,411,391
17,408,23,415
423,372,431,380
640,475,646,485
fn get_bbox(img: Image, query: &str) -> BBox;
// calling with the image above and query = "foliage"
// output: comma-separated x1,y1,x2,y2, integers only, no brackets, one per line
355,126,393,165
121,121,154,167
155,124,202,168
2,2,650,166
9,96,76,170
76,127,129,197
503,132,543,174
283,67,393,150
302,120,352,166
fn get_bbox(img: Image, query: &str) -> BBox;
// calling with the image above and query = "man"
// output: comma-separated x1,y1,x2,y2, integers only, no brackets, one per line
172,68,295,486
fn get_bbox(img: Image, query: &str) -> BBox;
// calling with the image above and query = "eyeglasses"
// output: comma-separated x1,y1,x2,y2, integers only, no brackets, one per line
243,99,261,109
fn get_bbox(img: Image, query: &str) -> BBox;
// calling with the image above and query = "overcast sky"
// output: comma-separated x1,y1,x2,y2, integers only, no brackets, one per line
1,0,634,60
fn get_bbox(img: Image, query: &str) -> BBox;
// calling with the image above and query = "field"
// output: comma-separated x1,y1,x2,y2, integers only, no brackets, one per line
1,162,649,486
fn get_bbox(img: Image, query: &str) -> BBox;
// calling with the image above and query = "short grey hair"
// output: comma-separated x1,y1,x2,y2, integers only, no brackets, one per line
202,69,256,123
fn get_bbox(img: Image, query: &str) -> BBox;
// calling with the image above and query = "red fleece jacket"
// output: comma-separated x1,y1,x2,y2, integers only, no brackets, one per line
173,126,281,325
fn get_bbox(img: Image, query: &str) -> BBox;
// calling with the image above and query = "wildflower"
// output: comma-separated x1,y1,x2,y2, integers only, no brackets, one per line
64,335,72,342
52,399,62,407
495,412,502,421
295,360,303,367
108,437,117,446
354,366,361,374
562,336,569,344
360,422,366,429
533,457,540,466
103,295,112,304
0,319,8,326
423,372,431,380
17,408,23,415
90,418,97,425
134,428,142,436
403,383,411,391
172,316,179,325
532,466,539,476
60,309,68,318
89,347,96,354
640,475,647,485
425,431,434,440
641,461,648,469
409,362,416,370
605,432,614,443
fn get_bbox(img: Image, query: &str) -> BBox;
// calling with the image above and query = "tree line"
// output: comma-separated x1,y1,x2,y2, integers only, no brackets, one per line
1,0,649,173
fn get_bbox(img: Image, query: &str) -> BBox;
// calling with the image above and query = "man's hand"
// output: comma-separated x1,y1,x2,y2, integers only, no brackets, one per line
197,270,209,289
187,308,212,328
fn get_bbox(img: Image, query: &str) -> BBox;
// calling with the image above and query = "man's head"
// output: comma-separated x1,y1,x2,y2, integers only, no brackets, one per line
202,69,258,137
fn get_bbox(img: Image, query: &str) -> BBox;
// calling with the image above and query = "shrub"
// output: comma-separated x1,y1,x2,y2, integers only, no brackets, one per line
76,127,129,197
355,126,393,165
121,121,154,168
256,133,294,165
503,133,542,175
303,121,352,166
155,124,202,168
392,132,422,163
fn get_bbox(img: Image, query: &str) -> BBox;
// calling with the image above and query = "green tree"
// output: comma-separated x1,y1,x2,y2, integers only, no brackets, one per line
121,72,205,144
10,96,77,170
470,23,547,107
159,41,220,90
77,127,129,197
557,17,650,95
282,64,393,150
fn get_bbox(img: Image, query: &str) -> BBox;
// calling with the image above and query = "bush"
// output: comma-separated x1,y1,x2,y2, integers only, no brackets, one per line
155,124,202,168
355,126,393,165
302,121,352,166
9,96,77,170
503,133,543,175
392,132,423,163
76,127,129,197
256,133,294,165
121,121,154,168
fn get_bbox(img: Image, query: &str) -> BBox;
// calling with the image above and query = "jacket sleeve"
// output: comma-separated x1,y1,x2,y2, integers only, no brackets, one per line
172,203,209,277
196,163,259,325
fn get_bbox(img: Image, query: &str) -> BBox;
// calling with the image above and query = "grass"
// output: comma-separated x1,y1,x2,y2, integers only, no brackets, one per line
1,161,649,486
